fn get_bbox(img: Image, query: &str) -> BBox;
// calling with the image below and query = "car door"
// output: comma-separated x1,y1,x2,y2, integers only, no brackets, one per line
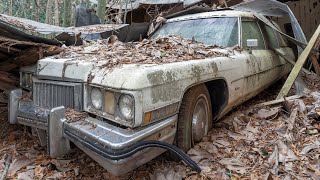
260,22,295,78
261,22,295,75
240,19,280,100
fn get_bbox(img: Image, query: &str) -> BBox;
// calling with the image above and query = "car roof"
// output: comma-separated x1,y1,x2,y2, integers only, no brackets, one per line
167,10,256,22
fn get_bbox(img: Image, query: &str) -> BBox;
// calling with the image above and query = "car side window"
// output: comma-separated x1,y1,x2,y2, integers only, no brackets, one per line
271,21,289,47
275,31,288,47
242,21,265,49
263,25,280,49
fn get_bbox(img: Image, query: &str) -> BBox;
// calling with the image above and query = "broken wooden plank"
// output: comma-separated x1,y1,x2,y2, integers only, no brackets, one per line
309,37,320,75
0,93,7,104
12,46,63,67
0,154,11,180
255,95,302,107
310,54,320,75
276,25,320,100
0,81,17,92
0,46,63,72
0,36,56,47
0,71,18,85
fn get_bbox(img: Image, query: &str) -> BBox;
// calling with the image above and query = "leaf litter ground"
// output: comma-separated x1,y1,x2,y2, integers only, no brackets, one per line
0,75,320,179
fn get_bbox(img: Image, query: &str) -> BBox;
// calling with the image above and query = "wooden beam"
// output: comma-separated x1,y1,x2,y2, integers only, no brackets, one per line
0,71,18,85
0,46,63,72
255,95,302,107
276,25,320,100
0,44,21,53
0,81,17,92
0,36,55,47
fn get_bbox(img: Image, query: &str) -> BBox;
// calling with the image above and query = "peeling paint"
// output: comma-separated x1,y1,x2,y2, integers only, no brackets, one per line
191,65,202,82
62,61,74,78
210,62,219,76
147,70,181,104
147,70,177,85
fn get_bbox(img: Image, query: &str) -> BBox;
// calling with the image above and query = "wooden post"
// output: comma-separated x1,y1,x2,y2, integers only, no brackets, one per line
276,25,320,100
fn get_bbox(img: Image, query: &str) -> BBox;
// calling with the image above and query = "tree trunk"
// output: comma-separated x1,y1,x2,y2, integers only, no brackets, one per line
9,0,13,16
32,0,39,21
45,0,53,25
70,2,76,26
54,0,60,26
85,0,91,8
117,0,123,24
21,0,27,18
97,0,106,23
0,1,4,14
63,0,72,27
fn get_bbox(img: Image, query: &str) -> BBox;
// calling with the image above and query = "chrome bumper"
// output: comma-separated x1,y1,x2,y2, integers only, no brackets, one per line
9,89,178,175
64,111,177,175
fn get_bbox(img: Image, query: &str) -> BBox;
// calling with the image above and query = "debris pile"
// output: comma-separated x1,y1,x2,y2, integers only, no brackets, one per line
57,35,234,69
0,32,63,107
180,92,320,179
0,75,320,179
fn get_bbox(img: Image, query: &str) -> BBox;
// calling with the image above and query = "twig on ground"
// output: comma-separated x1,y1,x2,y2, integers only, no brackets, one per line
0,154,11,180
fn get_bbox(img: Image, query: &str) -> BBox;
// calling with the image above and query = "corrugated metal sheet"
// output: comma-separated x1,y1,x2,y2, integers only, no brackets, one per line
90,0,201,10
0,14,128,63
0,14,128,35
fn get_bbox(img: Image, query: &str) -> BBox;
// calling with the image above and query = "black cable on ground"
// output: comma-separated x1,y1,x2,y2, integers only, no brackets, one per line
65,130,201,173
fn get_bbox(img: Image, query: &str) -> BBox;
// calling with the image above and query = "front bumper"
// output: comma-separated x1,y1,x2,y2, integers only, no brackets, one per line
9,89,178,175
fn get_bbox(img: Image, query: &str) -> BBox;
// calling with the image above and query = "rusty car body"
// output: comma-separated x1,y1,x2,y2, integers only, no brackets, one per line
9,10,296,175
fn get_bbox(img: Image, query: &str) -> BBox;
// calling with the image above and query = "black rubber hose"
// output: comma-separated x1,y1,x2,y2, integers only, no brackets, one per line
65,130,201,173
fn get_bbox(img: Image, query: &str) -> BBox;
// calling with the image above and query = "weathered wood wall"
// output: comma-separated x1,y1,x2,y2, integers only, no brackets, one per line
275,0,320,40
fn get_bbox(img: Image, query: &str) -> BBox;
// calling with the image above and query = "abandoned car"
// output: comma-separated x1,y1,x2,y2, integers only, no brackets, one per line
9,10,295,175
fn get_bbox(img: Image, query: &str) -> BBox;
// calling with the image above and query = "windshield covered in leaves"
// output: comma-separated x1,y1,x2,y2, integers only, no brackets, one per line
152,17,239,47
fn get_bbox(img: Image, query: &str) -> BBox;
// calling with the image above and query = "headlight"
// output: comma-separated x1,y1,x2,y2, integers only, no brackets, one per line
119,94,134,120
91,88,103,110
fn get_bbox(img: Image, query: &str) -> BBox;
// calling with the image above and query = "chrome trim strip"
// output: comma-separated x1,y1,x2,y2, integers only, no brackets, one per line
17,116,48,130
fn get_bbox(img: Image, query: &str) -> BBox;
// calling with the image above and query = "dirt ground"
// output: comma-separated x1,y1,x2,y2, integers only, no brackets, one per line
0,74,320,180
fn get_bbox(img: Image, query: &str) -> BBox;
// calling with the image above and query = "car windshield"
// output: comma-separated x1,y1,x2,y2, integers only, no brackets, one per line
151,17,239,47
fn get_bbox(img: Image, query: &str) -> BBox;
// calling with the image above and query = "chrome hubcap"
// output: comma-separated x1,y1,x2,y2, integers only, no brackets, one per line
192,96,209,143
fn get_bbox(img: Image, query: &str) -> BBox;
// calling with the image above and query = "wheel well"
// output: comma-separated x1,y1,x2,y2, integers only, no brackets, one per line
204,79,228,120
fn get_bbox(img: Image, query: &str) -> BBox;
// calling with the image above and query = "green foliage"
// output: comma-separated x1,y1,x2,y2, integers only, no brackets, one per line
0,0,93,26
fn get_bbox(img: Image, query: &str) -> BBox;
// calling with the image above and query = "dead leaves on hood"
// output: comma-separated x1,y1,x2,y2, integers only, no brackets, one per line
65,108,88,123
57,35,235,69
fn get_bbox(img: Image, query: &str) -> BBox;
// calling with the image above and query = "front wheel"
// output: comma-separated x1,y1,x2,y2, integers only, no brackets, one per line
176,84,212,152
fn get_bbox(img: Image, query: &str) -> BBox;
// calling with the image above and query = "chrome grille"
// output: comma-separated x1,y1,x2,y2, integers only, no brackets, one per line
33,79,83,110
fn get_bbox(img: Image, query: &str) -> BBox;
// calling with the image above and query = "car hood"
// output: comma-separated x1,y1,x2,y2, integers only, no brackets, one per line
37,49,234,90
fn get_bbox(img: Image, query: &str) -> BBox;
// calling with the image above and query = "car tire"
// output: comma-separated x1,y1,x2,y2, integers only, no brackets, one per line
176,84,212,152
